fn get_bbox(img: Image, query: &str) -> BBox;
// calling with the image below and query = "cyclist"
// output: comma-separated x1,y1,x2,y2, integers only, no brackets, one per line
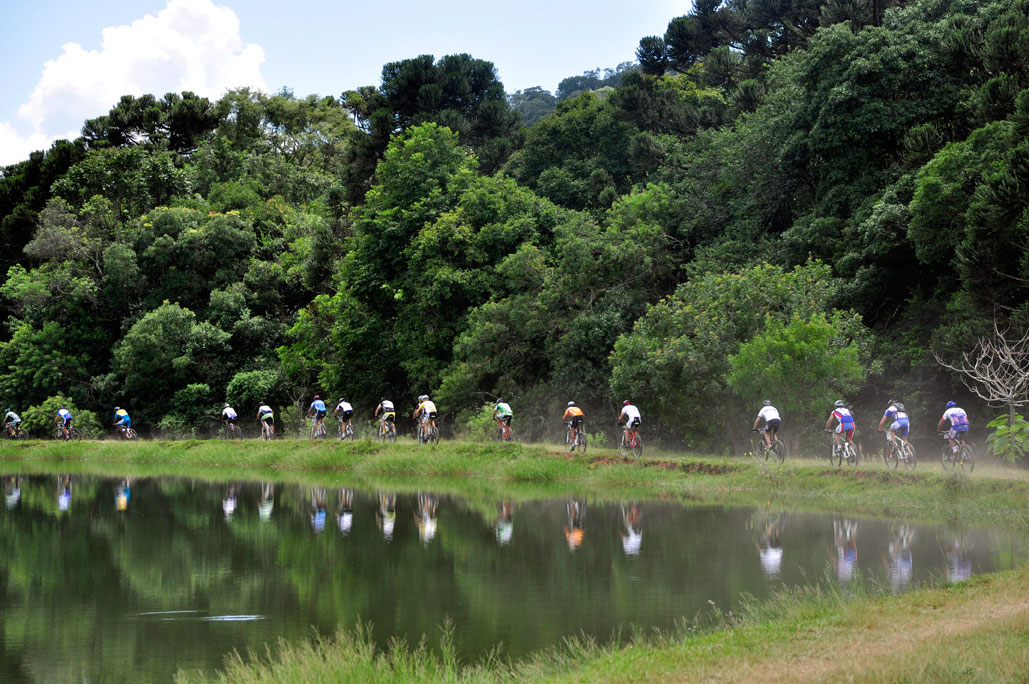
307,395,327,434
334,397,354,434
618,399,641,439
493,398,513,438
562,401,585,446
877,399,909,450
374,397,395,436
113,406,131,435
3,408,22,438
412,395,437,432
752,400,780,448
257,403,275,437
221,403,238,430
55,405,73,440
825,399,855,448
936,401,970,455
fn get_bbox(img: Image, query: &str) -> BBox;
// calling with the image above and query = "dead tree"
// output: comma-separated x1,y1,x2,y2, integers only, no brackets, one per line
934,320,1029,426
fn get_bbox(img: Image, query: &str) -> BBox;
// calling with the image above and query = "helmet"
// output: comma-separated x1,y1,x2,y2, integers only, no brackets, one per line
762,399,771,406
896,402,905,411
834,400,846,408
224,403,229,408
114,406,120,411
888,398,896,406
4,408,10,413
339,398,345,404
314,395,320,400
946,401,956,408
567,401,576,407
496,397,503,403
623,400,631,406
419,394,428,401
58,405,65,410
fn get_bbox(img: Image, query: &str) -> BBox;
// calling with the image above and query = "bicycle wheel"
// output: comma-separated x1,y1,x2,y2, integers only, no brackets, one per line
941,442,955,470
430,426,440,444
618,433,629,457
959,444,974,473
231,424,242,439
53,427,65,441
846,443,858,465
771,439,784,464
125,428,137,440
631,434,644,458
903,442,916,471
575,431,587,453
262,425,271,441
345,425,355,441
829,443,842,467
884,443,899,470
70,427,81,441
387,424,396,443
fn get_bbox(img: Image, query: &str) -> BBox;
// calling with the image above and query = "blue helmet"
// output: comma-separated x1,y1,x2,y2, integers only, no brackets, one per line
946,401,956,408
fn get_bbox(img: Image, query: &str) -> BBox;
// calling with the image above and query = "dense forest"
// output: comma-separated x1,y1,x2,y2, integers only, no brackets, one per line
1,0,1027,454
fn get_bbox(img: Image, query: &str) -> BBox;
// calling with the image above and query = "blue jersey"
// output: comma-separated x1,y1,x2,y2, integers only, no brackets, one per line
310,399,326,412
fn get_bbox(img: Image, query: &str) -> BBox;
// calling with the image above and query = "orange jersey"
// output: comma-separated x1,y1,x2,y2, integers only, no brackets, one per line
563,407,584,420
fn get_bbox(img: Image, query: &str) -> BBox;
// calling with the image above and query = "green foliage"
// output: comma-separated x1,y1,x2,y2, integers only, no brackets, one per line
225,369,283,416
458,403,498,442
728,313,865,442
21,395,102,438
986,414,1029,463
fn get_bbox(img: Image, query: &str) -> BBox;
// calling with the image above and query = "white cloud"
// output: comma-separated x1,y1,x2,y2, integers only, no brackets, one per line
1,0,265,166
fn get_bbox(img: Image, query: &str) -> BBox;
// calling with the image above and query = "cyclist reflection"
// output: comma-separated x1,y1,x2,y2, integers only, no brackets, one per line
223,484,238,520
564,498,585,552
831,518,858,585
4,475,20,510
883,525,914,592
946,534,973,583
57,475,72,513
115,478,131,512
310,488,327,533
621,502,642,557
259,482,274,522
495,501,513,546
337,488,354,536
377,492,396,541
754,512,783,579
415,493,439,544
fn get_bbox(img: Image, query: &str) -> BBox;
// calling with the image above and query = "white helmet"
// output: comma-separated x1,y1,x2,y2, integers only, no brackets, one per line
567,401,576,407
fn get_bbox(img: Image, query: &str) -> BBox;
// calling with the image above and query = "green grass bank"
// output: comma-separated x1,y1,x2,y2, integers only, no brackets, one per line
1,438,1026,528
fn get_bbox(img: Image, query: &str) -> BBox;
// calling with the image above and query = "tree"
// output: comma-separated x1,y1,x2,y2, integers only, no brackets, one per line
507,87,558,127
728,313,864,447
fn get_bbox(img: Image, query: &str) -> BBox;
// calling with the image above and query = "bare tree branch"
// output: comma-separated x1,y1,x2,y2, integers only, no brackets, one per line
934,319,1029,409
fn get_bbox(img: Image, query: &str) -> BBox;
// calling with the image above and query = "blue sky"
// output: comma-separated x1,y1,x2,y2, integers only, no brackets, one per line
0,0,687,165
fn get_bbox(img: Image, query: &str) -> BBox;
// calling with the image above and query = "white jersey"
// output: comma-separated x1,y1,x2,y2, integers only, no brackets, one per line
621,404,641,422
379,400,394,412
942,407,969,426
757,406,780,422
335,401,353,413
222,407,237,420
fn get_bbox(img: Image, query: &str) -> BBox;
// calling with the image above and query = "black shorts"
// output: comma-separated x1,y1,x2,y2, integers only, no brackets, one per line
383,413,395,423
224,417,236,425
627,417,640,429
569,416,584,428
63,418,73,427
500,415,511,426
764,418,780,435
428,411,437,421
339,410,353,421
261,415,274,425
316,410,326,420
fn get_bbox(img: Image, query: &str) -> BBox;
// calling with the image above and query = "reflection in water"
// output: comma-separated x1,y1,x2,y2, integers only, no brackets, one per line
259,482,274,522
832,518,859,585
337,488,354,536
495,501,513,545
565,498,585,552
57,474,72,513
0,473,1026,681
754,510,784,579
946,532,973,583
884,525,914,592
223,484,238,520
621,503,642,557
115,478,131,511
415,493,438,544
310,488,327,534
377,492,396,541
4,475,20,509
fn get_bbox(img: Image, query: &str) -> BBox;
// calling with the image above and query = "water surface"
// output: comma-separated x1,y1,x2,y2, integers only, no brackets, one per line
1,473,1026,682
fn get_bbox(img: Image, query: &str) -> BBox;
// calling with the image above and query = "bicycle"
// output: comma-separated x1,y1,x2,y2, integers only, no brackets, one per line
828,435,858,467
619,424,643,458
565,422,587,453
750,429,785,463
417,422,439,445
223,422,242,440
115,425,137,440
53,426,82,441
4,425,27,440
376,419,397,443
337,419,355,441
881,433,916,470
309,419,327,440
260,421,274,441
939,432,974,473
493,418,513,442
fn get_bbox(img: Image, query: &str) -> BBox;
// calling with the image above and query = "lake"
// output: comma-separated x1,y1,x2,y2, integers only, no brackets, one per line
1,472,1026,682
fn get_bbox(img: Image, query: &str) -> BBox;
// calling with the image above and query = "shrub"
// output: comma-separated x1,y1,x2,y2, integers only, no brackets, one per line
21,395,103,438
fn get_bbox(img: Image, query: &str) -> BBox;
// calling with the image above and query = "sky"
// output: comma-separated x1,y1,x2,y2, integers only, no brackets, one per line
0,0,688,166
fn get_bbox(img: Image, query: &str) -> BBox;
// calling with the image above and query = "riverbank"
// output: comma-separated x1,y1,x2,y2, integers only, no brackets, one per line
1,439,1026,528
175,561,1029,683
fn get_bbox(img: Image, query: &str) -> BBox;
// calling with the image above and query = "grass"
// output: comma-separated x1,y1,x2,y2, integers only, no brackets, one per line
2,438,1027,528
172,563,1029,684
